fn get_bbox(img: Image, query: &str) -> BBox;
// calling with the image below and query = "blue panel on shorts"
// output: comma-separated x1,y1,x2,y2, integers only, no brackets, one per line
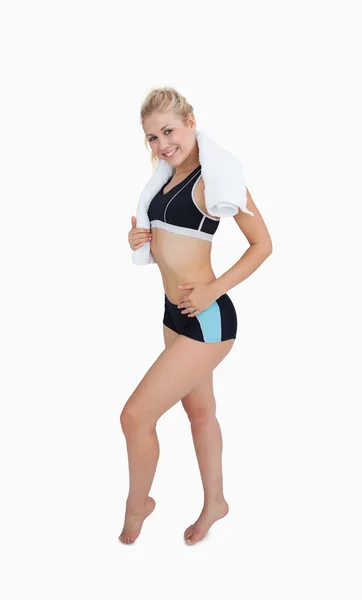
196,301,222,342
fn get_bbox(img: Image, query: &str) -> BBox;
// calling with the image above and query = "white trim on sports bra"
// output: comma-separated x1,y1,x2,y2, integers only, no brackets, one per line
149,220,213,242
191,174,220,222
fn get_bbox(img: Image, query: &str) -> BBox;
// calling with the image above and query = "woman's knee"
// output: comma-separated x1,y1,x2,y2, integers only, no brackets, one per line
120,403,153,434
183,402,217,426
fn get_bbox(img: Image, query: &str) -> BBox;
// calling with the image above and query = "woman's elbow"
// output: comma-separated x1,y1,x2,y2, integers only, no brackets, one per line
258,236,273,257
265,240,273,256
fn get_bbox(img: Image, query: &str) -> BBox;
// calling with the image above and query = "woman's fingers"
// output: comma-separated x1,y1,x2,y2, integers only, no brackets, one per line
129,228,152,250
133,236,152,249
132,235,151,246
133,232,151,240
180,306,196,314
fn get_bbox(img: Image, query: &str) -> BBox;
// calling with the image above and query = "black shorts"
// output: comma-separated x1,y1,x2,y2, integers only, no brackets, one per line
163,292,237,343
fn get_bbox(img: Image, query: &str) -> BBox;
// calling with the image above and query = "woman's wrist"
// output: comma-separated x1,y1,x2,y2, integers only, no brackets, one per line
209,278,225,299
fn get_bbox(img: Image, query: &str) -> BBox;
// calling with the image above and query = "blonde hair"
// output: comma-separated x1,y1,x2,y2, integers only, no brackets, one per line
141,87,195,169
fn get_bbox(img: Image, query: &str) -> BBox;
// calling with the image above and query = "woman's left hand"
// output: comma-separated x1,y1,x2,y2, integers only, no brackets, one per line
177,282,219,317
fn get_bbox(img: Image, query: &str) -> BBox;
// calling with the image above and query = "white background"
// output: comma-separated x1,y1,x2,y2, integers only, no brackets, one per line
1,0,361,598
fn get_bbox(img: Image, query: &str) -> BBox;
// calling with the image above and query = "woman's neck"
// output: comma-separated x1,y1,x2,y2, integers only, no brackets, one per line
173,142,200,176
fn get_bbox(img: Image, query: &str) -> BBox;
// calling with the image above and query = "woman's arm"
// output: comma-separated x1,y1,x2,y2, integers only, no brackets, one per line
211,187,272,298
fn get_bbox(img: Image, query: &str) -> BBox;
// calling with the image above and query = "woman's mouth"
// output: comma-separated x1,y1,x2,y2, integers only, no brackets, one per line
163,147,179,158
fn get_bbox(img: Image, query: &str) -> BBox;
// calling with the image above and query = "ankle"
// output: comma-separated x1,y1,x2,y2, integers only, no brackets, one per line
126,496,147,514
203,495,227,508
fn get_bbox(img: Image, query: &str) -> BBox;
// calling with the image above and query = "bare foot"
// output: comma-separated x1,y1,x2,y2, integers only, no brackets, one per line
184,499,229,545
118,496,156,544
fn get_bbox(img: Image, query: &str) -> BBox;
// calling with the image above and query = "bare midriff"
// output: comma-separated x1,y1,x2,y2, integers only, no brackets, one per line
150,227,218,305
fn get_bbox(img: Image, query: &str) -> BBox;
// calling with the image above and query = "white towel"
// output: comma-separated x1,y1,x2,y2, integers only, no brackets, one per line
132,129,254,265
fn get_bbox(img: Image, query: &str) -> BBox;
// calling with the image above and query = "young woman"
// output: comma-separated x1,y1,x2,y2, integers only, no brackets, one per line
119,87,272,545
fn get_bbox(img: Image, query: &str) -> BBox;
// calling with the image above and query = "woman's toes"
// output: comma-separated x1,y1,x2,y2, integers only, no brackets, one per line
185,526,205,545
184,525,194,539
119,531,133,544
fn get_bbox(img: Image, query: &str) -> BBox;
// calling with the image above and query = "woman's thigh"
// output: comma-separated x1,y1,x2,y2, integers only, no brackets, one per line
124,326,234,425
163,323,179,348
163,324,215,417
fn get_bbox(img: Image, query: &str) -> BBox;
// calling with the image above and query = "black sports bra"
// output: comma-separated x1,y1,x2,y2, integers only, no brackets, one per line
147,165,220,241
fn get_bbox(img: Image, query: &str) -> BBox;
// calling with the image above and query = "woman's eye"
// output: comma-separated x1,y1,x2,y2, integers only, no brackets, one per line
149,129,172,142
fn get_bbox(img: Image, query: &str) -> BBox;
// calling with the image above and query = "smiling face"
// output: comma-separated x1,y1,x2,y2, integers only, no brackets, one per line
143,110,196,165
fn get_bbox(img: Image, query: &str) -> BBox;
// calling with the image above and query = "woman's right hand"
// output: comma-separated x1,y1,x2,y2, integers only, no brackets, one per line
128,216,152,250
